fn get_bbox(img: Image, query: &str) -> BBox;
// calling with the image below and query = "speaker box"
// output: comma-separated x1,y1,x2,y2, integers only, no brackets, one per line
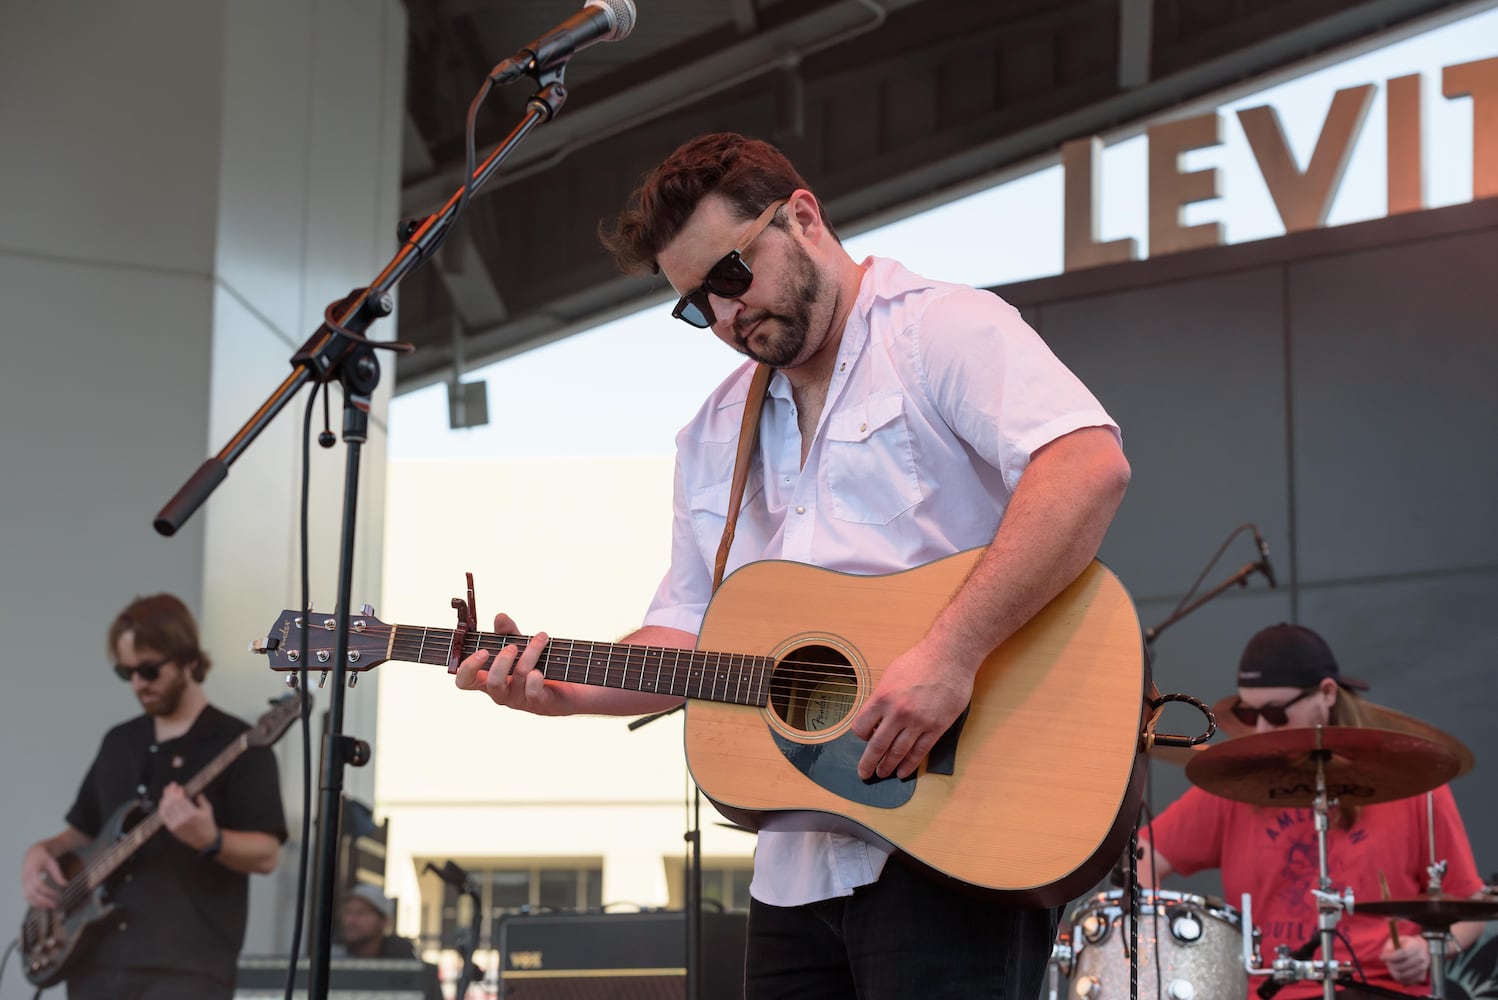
496,910,747,999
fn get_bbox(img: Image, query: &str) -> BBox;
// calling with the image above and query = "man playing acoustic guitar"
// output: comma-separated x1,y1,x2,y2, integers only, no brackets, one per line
20,594,287,1000
453,132,1132,999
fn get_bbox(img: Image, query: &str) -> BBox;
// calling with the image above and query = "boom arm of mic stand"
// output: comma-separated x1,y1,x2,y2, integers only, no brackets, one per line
1144,560,1262,646
152,77,567,537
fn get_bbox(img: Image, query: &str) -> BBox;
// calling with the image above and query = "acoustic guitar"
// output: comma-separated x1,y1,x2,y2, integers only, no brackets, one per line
20,693,305,987
255,551,1148,905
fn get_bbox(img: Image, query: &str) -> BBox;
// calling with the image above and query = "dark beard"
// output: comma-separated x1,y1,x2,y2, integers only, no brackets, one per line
139,669,188,717
736,241,823,368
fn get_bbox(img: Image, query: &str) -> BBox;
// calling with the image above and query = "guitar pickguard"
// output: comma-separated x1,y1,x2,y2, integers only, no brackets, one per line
768,729,916,807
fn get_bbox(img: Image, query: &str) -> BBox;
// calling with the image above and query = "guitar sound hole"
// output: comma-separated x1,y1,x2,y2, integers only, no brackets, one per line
768,644,858,733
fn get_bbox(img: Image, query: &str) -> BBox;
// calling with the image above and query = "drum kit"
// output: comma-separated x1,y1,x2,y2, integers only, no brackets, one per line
1050,705,1498,1000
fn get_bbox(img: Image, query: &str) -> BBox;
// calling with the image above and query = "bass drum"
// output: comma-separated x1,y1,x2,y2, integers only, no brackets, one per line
1067,889,1246,1000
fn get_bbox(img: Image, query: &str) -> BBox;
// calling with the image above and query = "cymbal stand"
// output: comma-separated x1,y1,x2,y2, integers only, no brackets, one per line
1309,747,1353,1000
1245,742,1353,1000
1423,807,1451,1000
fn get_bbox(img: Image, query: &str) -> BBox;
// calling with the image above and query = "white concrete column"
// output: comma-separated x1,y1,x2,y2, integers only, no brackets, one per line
0,0,405,986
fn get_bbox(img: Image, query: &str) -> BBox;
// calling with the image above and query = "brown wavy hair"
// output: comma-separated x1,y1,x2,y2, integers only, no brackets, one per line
1329,685,1366,828
598,132,836,275
108,593,211,682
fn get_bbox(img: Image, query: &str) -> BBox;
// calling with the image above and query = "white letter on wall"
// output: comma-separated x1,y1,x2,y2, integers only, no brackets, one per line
1239,83,1375,233
1063,137,1139,271
1443,56,1498,200
1386,74,1425,216
1147,113,1224,257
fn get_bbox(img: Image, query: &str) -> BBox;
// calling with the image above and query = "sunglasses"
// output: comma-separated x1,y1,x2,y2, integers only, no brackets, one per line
671,198,788,329
114,658,170,683
1230,687,1317,727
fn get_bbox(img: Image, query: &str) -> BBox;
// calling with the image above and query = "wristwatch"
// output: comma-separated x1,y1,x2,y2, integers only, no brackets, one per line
201,828,223,858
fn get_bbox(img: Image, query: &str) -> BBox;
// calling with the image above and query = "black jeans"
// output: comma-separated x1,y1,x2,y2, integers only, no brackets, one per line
67,966,233,1000
745,857,1060,999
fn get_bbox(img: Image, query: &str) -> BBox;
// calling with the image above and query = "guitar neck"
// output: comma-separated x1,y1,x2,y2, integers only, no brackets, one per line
78,731,251,893
390,625,773,707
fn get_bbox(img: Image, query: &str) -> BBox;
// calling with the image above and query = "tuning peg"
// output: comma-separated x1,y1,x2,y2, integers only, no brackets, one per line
360,603,375,616
348,674,359,688
285,674,301,689
317,671,329,688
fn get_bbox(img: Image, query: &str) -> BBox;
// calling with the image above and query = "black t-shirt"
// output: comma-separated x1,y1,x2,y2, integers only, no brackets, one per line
64,704,288,986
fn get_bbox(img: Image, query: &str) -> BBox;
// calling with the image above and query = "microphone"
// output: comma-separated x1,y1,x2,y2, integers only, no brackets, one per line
1256,933,1319,999
424,860,475,892
490,0,637,83
1253,526,1278,588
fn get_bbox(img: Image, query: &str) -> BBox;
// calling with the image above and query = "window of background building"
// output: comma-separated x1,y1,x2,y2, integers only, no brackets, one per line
665,861,753,913
422,861,603,951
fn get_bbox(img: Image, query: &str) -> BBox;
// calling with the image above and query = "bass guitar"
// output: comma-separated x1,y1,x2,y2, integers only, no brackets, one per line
255,552,1148,904
20,693,304,987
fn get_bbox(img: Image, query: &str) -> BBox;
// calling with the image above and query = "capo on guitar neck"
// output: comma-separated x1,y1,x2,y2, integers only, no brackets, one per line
447,572,478,672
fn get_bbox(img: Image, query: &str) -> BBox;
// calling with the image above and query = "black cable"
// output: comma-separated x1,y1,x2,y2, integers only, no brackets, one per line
1142,774,1164,999
1129,822,1140,1000
0,937,15,990
1168,523,1256,618
1335,927,1368,986
282,384,321,1000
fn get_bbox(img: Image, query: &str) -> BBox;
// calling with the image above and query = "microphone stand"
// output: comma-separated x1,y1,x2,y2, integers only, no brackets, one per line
1144,557,1266,646
153,65,576,1000
426,861,482,998
628,704,702,1000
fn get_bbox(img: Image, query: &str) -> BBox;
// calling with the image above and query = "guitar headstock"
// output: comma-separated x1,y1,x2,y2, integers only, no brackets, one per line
249,692,309,748
251,609,392,674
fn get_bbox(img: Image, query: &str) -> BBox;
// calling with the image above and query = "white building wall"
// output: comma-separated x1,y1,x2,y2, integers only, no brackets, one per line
375,457,758,938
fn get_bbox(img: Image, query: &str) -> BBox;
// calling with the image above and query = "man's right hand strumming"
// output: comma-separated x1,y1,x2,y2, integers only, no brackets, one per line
21,833,83,910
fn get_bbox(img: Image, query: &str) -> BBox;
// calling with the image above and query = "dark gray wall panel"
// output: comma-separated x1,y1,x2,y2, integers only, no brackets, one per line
1288,228,1498,582
1026,269,1290,604
1296,570,1498,876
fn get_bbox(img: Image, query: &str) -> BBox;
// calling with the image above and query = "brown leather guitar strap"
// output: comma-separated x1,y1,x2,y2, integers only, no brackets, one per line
712,363,773,594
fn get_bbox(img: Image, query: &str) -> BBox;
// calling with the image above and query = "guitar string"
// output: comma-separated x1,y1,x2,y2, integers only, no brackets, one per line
286,623,865,690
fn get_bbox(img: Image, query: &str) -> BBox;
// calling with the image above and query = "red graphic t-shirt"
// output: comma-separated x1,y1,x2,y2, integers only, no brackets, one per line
1144,784,1483,999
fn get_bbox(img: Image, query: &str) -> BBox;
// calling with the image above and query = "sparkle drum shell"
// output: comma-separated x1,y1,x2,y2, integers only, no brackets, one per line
1066,889,1246,1000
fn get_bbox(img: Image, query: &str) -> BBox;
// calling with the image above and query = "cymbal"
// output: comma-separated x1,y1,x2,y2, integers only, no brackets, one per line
1355,895,1498,927
1184,726,1460,807
1209,695,1475,778
1148,742,1213,767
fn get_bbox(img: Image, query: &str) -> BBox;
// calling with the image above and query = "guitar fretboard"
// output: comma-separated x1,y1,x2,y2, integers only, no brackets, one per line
389,625,774,708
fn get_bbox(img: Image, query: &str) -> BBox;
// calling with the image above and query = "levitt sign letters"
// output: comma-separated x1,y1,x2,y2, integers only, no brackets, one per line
1063,54,1498,271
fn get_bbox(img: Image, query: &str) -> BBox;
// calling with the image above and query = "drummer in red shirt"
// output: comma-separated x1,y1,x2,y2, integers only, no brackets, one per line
1139,623,1487,999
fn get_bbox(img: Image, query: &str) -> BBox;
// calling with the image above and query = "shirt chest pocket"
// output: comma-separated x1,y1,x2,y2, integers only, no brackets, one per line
825,390,923,525
688,478,765,560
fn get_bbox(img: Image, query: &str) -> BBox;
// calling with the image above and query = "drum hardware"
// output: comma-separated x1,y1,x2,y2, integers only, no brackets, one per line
1243,891,1357,999
1354,892,1498,999
1061,889,1246,1000
1191,727,1468,1000
1192,727,1457,1000
1048,931,1074,1000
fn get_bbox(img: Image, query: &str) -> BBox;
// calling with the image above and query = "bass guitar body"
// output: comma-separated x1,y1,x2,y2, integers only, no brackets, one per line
21,798,142,987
